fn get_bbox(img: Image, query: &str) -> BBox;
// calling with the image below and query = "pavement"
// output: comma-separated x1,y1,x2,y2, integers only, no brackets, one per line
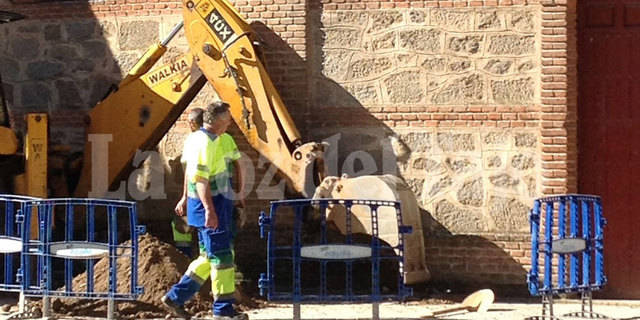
244,300,640,320
1,297,639,319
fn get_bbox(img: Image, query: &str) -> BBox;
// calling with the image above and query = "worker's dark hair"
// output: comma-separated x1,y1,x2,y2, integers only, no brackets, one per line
188,107,204,127
203,101,230,124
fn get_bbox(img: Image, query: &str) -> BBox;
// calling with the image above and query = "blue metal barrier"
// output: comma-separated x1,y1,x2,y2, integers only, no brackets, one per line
259,199,413,320
0,195,39,293
527,194,607,320
0,195,145,318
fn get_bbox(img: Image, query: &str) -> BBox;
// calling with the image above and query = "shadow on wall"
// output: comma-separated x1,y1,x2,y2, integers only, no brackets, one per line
0,5,176,197
248,10,529,295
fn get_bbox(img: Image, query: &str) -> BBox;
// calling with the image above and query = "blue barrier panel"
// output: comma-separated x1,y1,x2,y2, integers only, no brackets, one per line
20,198,146,300
0,195,40,293
526,194,607,320
259,199,412,319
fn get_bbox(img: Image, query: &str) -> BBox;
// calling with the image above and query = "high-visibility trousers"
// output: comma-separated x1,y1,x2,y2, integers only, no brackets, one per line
165,195,236,316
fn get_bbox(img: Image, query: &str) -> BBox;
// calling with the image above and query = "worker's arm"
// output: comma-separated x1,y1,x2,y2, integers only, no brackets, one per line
195,176,217,229
174,171,188,216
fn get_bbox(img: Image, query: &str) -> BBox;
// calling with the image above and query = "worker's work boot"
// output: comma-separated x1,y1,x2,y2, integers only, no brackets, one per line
161,295,191,319
213,312,249,320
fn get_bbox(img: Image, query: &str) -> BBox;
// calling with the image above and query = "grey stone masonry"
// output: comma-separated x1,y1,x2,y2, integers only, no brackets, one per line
314,8,539,108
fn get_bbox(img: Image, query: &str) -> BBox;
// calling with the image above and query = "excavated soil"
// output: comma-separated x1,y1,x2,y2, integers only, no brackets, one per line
48,234,264,319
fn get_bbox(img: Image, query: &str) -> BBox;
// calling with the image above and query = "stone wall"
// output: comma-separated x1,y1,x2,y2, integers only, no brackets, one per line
309,8,542,232
307,5,544,286
1,0,578,289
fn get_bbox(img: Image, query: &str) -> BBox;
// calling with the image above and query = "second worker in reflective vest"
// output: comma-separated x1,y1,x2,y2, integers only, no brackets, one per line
162,102,247,320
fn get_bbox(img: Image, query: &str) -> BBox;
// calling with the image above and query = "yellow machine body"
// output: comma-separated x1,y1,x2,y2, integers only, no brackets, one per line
181,0,325,195
74,50,206,197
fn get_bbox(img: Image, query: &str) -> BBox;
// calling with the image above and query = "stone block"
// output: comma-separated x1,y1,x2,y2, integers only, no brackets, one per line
335,11,369,25
11,37,39,60
344,83,379,105
437,132,476,152
406,178,425,197
489,173,519,189
420,56,446,73
65,21,97,41
433,199,488,233
409,10,427,24
523,175,536,197
511,10,535,32
514,132,536,148
517,59,536,72
477,11,504,30
445,157,476,174
349,55,393,80
431,9,472,31
488,35,535,55
399,29,442,53
44,25,61,41
319,28,361,48
98,21,117,38
383,70,424,104
448,58,473,73
74,59,95,73
364,31,396,52
55,80,83,107
81,40,107,60
119,20,159,51
483,131,510,145
483,59,512,75
447,35,483,55
113,52,140,75
399,132,432,152
21,82,51,107
17,25,40,34
431,74,484,104
457,177,483,207
321,50,352,80
486,155,503,169
26,61,64,80
49,44,79,62
488,196,530,231
0,58,20,81
491,78,534,103
511,154,535,170
396,54,417,67
368,11,403,34
428,175,452,197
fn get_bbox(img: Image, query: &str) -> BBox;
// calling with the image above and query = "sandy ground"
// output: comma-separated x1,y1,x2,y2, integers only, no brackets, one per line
1,298,639,319
244,300,640,320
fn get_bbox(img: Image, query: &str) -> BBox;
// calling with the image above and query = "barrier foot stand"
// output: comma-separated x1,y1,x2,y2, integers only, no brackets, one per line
18,293,25,313
524,294,564,320
6,300,43,320
41,296,50,319
372,302,380,320
293,303,300,320
107,299,117,320
563,291,611,319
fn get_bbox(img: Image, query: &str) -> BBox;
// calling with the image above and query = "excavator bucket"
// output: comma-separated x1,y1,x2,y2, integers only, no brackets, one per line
313,175,431,284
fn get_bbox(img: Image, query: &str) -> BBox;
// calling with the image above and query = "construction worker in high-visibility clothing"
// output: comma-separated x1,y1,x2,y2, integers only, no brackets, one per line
162,102,247,320
172,107,204,258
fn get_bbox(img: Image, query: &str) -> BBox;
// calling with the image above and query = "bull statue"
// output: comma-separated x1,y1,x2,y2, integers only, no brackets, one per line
312,174,430,284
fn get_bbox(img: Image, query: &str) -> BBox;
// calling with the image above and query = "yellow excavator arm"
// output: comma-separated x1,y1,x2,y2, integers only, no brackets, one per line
74,2,326,198
180,0,326,196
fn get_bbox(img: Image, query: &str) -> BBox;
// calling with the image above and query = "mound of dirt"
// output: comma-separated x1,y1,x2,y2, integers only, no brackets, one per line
49,234,259,319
